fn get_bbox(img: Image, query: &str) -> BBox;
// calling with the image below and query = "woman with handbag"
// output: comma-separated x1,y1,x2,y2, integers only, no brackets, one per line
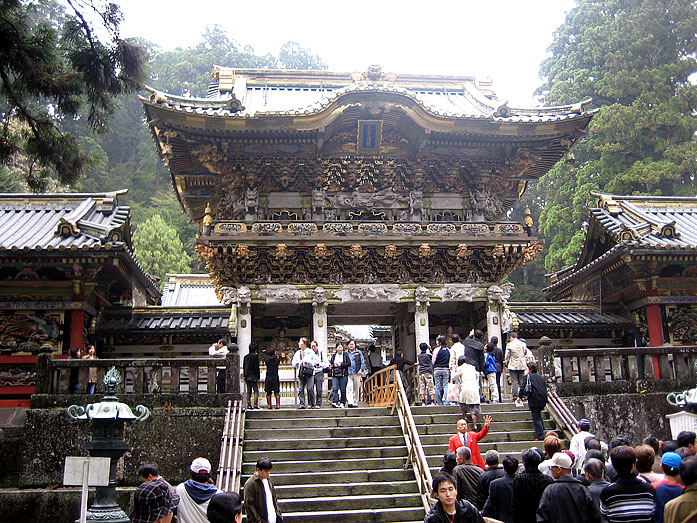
330,344,351,408
451,356,482,430
516,361,548,440
291,338,318,409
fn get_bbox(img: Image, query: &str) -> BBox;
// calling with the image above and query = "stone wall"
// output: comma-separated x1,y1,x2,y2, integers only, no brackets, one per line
17,406,226,488
562,391,680,443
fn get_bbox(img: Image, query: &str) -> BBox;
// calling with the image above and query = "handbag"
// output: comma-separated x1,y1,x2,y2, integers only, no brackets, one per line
447,382,461,402
301,364,314,378
523,375,532,397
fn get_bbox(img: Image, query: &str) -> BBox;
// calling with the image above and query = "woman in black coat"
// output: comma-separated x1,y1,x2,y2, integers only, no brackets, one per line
517,361,548,440
330,344,351,408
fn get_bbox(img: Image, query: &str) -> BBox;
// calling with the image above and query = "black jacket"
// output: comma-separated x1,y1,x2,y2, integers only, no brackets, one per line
330,352,351,377
464,337,485,371
536,475,600,523
424,500,485,523
243,353,260,380
483,474,515,523
477,466,505,508
518,372,547,409
512,470,555,523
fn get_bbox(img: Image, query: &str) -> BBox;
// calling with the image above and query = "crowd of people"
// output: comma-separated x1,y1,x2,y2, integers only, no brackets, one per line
430,421,697,523
130,457,282,523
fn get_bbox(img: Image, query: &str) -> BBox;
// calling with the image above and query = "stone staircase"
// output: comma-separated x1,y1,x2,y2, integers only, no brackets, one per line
414,402,562,474
241,407,425,522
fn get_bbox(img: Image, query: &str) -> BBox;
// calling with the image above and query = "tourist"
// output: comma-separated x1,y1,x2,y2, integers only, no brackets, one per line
477,450,504,509
243,342,261,409
511,447,554,523
539,436,563,477
662,440,679,454
310,340,328,408
264,348,281,409
663,456,697,523
570,418,595,470
484,342,499,404
243,458,283,523
451,355,482,429
643,436,663,474
131,467,177,523
175,457,221,523
432,335,450,405
483,455,518,523
345,339,365,408
82,345,98,395
604,435,632,482
389,348,413,390
207,492,243,523
464,329,486,401
137,464,179,506
676,430,696,455
584,458,609,522
440,450,458,475
424,472,485,523
417,342,435,406
651,452,684,523
208,338,228,393
330,343,350,408
504,332,527,402
448,416,492,469
453,446,483,505
635,443,664,483
490,336,504,403
599,445,656,523
69,347,82,394
291,338,318,409
516,361,548,441
366,344,384,376
537,452,599,523
448,333,465,374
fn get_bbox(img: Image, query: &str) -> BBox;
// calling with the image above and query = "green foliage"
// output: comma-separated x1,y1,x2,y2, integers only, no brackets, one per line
532,0,697,274
0,0,145,190
279,41,327,70
132,214,192,287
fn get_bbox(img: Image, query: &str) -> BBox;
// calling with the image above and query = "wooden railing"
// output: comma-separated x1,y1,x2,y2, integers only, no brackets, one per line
391,364,434,512
34,353,240,397
217,399,244,493
362,365,398,407
538,345,697,395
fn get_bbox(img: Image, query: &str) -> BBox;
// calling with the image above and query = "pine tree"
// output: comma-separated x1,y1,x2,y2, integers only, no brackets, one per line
132,214,192,287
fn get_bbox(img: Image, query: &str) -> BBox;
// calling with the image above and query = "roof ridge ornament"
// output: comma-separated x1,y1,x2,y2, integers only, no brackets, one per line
353,65,396,84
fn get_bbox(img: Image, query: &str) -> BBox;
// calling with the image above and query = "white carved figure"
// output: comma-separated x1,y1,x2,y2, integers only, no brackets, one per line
244,187,258,215
336,285,406,302
415,286,430,309
437,285,478,302
261,286,304,303
470,189,489,221
312,189,326,213
218,287,238,305
237,286,251,308
409,190,424,220
312,286,328,308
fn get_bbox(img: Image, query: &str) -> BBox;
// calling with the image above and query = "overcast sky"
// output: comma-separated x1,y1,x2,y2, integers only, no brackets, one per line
117,0,577,106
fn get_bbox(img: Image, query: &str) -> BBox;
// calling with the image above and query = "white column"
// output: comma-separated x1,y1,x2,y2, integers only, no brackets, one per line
486,289,503,347
313,303,328,354
414,286,430,349
236,287,252,393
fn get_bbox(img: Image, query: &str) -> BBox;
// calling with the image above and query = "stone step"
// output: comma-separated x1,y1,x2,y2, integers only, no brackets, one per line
422,439,546,456
278,493,422,512
411,410,547,424
242,455,410,474
411,403,524,414
245,445,408,462
245,406,392,419
241,468,415,486
280,507,425,523
274,480,419,498
245,414,400,429
244,425,403,439
245,434,406,451
414,419,552,435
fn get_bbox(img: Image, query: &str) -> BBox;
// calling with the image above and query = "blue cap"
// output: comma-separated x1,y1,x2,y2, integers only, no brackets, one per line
661,452,682,469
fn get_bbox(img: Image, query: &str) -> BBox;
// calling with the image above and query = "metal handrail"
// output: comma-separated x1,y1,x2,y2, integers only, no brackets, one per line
391,368,434,513
216,399,244,492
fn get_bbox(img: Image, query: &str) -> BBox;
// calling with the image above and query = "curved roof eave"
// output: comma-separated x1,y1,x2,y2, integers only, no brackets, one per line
140,85,595,136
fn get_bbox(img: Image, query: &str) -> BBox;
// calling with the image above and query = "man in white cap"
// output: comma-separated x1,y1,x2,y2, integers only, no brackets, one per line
175,457,222,523
536,452,600,523
570,418,594,470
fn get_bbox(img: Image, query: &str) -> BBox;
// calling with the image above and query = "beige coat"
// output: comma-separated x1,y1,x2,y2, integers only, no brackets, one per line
504,338,528,371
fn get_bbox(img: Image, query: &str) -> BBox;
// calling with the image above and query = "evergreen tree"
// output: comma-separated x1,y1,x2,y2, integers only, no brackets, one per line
132,214,192,287
532,0,697,273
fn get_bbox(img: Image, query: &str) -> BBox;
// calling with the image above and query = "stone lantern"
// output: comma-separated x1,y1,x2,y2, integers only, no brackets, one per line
67,367,150,522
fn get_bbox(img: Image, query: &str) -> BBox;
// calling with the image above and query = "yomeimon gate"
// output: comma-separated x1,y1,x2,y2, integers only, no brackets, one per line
142,66,594,361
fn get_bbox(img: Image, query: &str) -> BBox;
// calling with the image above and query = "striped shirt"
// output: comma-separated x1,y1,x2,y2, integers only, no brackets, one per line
600,477,656,523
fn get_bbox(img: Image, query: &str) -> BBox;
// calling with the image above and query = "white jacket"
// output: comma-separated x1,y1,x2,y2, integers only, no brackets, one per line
504,338,528,371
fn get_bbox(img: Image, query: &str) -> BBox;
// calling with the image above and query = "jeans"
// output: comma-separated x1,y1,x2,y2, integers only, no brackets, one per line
87,382,96,395
530,406,545,439
297,373,314,407
434,369,450,405
312,372,324,406
332,375,348,405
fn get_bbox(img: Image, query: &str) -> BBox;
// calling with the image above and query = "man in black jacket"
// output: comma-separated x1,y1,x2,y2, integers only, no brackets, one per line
517,361,548,440
243,342,260,409
477,450,504,509
537,452,600,523
425,472,485,523
483,455,518,523
464,329,486,402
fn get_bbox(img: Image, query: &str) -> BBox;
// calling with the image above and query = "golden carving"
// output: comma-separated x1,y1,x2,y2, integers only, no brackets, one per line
237,244,250,258
314,244,329,257
418,244,432,257
349,244,364,258
524,243,544,262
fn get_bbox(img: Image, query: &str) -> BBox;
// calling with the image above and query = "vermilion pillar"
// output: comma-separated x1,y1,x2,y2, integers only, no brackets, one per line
69,309,85,351
644,288,663,378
